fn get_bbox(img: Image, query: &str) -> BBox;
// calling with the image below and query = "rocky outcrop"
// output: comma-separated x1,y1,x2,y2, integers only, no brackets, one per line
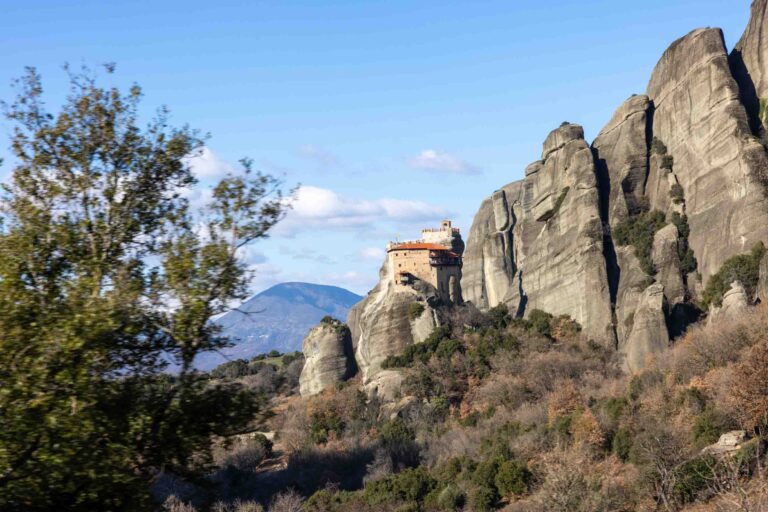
732,0,768,138
621,284,669,373
348,261,445,399
708,281,750,325
592,94,651,228
461,124,614,345
701,430,748,456
647,28,768,283
651,224,685,307
299,319,356,396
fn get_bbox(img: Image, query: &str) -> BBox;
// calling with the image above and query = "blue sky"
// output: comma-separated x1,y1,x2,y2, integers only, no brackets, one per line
0,0,754,295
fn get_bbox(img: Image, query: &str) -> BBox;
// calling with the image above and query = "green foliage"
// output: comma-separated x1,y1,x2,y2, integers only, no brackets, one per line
702,242,765,308
494,460,531,497
612,428,633,462
604,397,629,423
670,213,698,274
0,66,291,508
363,467,437,506
488,303,512,329
408,302,426,321
379,417,414,447
613,210,668,275
436,483,466,510
692,408,735,447
311,409,345,445
673,456,716,504
469,486,498,512
381,325,452,368
528,309,554,338
472,457,502,489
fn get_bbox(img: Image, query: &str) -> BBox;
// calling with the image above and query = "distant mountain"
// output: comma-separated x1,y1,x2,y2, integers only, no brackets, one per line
193,282,363,371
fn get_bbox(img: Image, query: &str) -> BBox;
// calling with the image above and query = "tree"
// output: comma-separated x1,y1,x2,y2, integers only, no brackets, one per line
0,65,292,509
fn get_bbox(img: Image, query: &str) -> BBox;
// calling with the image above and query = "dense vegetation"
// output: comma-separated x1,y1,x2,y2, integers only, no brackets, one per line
159,300,767,512
0,66,292,510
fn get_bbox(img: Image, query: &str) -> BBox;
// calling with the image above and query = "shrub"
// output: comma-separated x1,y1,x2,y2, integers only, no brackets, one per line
469,486,497,512
381,325,453,369
661,154,674,169
310,409,344,444
408,302,426,321
494,460,531,497
528,309,554,338
363,467,437,506
379,417,414,447
488,303,512,329
436,484,466,510
612,428,633,462
613,210,667,275
670,212,697,274
701,242,765,308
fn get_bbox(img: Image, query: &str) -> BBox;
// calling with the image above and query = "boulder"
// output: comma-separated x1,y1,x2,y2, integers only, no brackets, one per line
708,281,750,325
620,283,669,373
299,319,356,397
647,28,768,282
701,430,748,455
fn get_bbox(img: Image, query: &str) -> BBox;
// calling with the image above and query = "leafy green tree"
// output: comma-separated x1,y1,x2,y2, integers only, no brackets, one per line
0,66,292,510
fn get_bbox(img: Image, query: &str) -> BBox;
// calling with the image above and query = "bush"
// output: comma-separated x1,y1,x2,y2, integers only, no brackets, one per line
488,303,512,329
670,212,697,274
528,309,554,338
494,460,531,497
310,409,344,445
469,486,497,512
701,242,765,308
379,417,414,447
363,467,437,506
408,302,426,321
381,325,453,368
611,428,633,462
613,210,667,275
436,484,466,510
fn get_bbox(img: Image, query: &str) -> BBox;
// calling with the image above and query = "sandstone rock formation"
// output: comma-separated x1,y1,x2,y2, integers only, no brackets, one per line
651,224,685,307
462,124,614,345
299,319,356,397
348,261,446,399
708,281,750,325
758,253,768,302
647,28,768,282
621,284,669,373
463,13,768,374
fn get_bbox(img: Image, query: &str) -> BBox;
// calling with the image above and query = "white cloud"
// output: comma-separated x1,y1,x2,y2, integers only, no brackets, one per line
183,146,236,180
273,185,450,236
298,144,340,169
360,247,386,261
409,149,479,174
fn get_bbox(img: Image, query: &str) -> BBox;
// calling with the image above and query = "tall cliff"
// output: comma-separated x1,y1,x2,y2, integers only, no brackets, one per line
462,4,768,371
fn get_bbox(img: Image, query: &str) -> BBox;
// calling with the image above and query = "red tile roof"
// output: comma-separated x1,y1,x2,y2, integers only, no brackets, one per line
388,242,451,251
